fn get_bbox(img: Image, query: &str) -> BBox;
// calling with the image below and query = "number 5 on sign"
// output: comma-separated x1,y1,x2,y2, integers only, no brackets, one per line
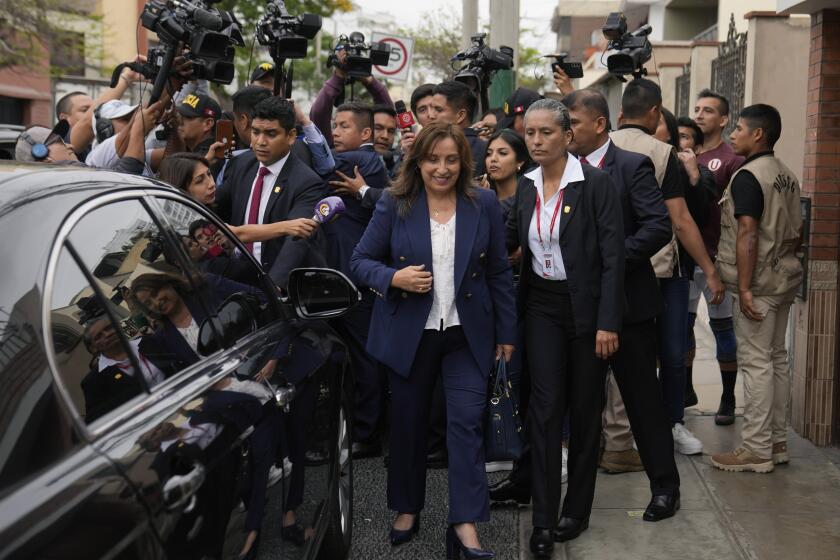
371,33,415,83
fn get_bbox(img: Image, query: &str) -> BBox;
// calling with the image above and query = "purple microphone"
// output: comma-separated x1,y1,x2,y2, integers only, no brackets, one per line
312,196,346,224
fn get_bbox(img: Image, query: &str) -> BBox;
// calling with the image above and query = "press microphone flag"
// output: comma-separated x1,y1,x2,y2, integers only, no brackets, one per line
395,100,415,131
313,196,345,223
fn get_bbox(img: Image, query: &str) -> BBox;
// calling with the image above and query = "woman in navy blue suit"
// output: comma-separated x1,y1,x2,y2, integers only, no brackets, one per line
351,123,516,559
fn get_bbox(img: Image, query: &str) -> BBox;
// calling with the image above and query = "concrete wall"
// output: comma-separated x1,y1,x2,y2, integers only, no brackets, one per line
663,7,719,40
744,13,811,181
99,0,144,68
718,0,780,38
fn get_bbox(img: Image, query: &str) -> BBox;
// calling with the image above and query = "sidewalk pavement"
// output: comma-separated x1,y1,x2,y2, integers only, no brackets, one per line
518,414,840,560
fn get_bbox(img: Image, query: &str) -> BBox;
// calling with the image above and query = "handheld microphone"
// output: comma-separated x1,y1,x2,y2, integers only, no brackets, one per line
394,100,416,132
312,196,346,224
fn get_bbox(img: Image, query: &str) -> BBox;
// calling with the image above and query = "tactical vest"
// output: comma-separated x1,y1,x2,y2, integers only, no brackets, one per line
716,155,803,296
610,127,678,278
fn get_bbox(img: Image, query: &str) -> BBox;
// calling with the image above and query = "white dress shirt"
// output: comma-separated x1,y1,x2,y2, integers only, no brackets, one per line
244,152,291,262
425,214,461,330
580,138,611,168
98,338,166,388
526,156,585,280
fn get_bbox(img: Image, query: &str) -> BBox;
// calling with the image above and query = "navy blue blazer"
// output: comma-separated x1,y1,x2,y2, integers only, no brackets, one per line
350,188,517,378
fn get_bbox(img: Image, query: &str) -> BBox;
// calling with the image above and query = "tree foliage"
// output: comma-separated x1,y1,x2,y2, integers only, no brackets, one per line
0,0,91,71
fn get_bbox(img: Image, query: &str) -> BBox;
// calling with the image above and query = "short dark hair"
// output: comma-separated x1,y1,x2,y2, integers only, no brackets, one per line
336,102,374,131
739,104,782,148
433,81,478,122
373,104,397,118
159,152,210,194
562,88,611,125
410,83,435,114
621,78,662,119
252,96,296,132
677,116,704,147
232,85,272,117
697,88,730,116
56,91,87,118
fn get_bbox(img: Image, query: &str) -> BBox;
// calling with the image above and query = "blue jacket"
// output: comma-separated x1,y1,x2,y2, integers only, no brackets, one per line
350,188,516,377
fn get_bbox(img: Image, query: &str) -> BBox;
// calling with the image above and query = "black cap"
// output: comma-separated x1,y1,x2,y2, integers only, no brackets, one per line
250,62,275,83
497,88,543,131
176,93,222,120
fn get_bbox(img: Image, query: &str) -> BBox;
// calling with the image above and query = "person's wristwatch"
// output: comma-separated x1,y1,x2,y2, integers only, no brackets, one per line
358,184,370,199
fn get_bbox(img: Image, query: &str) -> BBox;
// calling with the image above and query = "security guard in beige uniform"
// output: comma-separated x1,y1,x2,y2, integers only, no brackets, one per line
711,104,802,473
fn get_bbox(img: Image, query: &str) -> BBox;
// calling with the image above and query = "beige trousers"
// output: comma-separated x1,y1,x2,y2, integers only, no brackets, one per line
732,292,794,459
602,369,635,451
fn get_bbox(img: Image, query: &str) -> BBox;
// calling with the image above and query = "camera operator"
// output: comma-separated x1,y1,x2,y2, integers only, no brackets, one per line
309,47,394,149
57,59,148,158
428,81,487,174
610,78,724,459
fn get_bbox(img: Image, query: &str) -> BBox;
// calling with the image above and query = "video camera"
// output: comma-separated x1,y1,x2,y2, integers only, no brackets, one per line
256,0,322,60
327,32,392,79
256,0,322,97
451,33,514,117
602,12,652,80
110,0,243,102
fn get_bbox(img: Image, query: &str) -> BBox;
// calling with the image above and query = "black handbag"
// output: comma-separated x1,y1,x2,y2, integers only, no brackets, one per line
484,358,524,462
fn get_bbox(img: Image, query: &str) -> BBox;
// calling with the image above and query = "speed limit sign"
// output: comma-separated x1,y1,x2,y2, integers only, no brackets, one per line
371,32,414,82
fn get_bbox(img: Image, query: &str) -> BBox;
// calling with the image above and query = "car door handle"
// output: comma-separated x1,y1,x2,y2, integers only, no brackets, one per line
163,463,206,512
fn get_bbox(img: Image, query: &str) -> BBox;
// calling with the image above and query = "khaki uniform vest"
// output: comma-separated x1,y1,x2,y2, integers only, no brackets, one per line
610,127,678,278
716,155,802,296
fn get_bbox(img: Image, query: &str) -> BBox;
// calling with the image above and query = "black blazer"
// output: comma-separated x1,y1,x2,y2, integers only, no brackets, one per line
216,150,328,287
601,143,672,324
506,163,625,334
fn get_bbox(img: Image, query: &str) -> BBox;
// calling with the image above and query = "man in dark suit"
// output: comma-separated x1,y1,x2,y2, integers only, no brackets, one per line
306,102,390,457
215,96,327,288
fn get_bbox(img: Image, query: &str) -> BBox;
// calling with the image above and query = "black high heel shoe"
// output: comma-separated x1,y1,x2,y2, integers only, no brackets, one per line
389,513,420,547
445,525,494,559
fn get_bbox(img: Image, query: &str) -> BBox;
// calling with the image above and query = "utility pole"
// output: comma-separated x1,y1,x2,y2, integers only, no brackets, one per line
462,0,478,49
489,0,519,107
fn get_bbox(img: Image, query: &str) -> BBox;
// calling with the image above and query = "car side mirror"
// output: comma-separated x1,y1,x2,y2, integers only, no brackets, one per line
287,268,360,320
197,293,261,356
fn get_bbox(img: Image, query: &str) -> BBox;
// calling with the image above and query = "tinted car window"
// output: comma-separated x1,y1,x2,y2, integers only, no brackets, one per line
50,199,197,425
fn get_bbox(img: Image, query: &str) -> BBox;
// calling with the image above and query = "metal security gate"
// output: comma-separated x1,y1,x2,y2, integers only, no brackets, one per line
711,14,747,138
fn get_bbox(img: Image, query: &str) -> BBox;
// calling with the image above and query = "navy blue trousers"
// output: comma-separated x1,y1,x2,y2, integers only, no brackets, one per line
387,326,490,524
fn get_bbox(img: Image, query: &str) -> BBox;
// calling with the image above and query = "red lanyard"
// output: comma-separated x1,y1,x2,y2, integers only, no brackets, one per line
535,187,564,247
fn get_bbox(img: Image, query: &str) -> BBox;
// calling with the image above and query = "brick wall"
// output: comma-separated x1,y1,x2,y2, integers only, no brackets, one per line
792,8,840,446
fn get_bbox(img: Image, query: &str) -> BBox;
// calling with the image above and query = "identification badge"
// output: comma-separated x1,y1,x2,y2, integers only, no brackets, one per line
542,252,555,277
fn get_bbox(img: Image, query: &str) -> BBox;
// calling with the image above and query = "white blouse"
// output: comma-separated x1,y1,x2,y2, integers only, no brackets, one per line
425,214,461,331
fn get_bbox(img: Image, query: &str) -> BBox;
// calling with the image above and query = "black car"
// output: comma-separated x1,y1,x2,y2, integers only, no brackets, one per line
0,163,357,560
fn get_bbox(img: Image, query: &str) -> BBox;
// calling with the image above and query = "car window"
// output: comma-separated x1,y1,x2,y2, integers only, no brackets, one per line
50,198,216,426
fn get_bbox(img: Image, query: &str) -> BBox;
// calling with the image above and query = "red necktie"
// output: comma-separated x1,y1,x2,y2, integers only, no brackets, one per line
246,166,271,254
579,156,589,166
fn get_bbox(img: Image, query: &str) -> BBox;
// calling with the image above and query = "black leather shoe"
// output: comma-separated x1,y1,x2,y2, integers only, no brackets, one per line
488,477,531,505
426,449,448,469
351,440,382,459
553,516,588,542
643,491,680,522
715,397,735,425
389,514,420,547
529,528,554,558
